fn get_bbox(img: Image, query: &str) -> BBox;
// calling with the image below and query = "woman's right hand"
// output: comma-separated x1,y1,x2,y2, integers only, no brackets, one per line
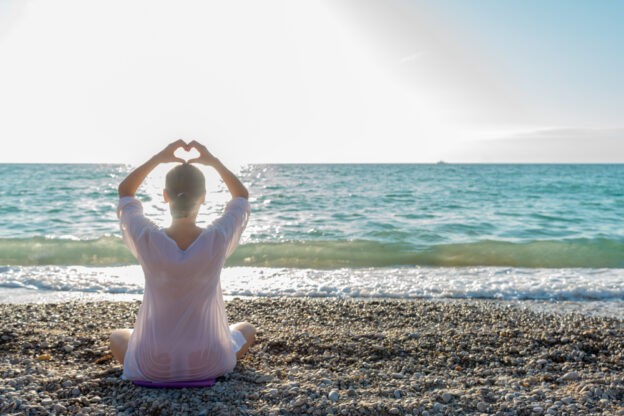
153,139,188,164
187,140,220,167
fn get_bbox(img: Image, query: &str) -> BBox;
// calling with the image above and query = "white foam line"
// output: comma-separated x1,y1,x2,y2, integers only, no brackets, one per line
1,265,623,303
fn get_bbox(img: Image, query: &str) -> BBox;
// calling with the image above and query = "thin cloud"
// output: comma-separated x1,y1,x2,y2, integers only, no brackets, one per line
398,51,427,64
451,127,624,163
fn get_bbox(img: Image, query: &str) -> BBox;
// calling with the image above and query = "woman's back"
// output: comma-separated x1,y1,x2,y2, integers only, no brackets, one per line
110,140,254,382
118,196,250,381
164,225,203,251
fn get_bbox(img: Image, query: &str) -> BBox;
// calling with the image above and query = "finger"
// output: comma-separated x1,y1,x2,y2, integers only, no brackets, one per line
173,157,186,164
189,140,206,152
171,139,186,148
187,157,200,164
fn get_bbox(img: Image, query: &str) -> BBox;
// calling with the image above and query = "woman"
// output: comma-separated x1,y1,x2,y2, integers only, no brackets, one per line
109,139,256,382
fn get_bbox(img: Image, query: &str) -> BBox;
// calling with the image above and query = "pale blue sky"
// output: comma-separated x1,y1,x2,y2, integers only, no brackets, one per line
426,0,623,126
0,0,621,163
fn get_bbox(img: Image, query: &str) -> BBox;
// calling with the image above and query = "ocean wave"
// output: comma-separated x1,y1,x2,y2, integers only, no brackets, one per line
1,266,623,304
0,236,135,266
0,236,623,268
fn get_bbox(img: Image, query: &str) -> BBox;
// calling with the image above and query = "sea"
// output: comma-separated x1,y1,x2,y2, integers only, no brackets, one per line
1,163,623,317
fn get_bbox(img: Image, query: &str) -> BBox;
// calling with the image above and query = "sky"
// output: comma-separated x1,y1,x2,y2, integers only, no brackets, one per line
0,0,622,164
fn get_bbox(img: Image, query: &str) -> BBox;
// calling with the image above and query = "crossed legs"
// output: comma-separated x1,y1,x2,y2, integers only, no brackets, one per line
109,322,256,364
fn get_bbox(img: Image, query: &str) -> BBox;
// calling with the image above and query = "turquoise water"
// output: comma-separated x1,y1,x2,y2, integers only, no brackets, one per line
1,163,623,308
1,163,623,268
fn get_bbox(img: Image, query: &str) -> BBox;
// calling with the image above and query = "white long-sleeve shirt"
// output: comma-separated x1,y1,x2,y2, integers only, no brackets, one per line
117,196,250,381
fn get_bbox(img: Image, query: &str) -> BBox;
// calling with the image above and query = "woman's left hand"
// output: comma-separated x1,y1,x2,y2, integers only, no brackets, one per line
154,139,188,164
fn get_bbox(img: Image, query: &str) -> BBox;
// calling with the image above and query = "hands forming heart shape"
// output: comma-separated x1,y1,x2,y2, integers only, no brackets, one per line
156,139,218,166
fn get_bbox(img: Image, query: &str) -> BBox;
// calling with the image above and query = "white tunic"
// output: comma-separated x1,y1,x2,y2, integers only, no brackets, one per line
116,196,250,381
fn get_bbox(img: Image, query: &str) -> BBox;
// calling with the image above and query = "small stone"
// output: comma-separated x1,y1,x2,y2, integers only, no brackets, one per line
477,401,488,412
71,388,81,396
293,397,305,407
54,404,67,413
394,389,401,399
41,398,53,406
63,345,74,353
562,397,574,404
389,408,400,415
36,354,52,361
391,372,403,379
90,396,101,403
2,335,10,341
533,406,544,414
328,390,339,402
62,381,72,388
268,389,278,395
442,392,453,403
561,371,579,381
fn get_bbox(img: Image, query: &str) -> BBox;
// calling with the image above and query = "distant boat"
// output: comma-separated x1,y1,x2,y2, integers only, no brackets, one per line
436,160,447,165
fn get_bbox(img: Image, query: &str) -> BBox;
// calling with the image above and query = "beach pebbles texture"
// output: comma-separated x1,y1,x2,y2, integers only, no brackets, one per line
0,298,623,415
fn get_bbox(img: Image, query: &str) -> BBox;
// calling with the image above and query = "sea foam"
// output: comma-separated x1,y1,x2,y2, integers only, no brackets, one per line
1,265,623,303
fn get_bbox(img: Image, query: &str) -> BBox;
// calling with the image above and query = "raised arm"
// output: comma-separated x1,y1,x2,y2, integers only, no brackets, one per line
118,140,187,198
187,140,249,200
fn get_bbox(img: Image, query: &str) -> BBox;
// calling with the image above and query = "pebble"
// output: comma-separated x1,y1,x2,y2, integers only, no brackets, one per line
63,345,74,352
561,371,580,381
0,298,621,416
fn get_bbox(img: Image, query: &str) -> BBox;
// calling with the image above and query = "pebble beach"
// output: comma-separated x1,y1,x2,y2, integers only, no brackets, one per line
1,298,623,415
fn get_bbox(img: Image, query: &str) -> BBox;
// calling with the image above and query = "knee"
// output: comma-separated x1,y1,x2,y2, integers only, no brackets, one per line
110,329,131,348
236,322,257,342
109,332,121,349
246,323,257,341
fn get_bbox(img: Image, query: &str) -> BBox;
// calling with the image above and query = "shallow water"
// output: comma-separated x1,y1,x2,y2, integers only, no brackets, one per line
1,163,623,313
